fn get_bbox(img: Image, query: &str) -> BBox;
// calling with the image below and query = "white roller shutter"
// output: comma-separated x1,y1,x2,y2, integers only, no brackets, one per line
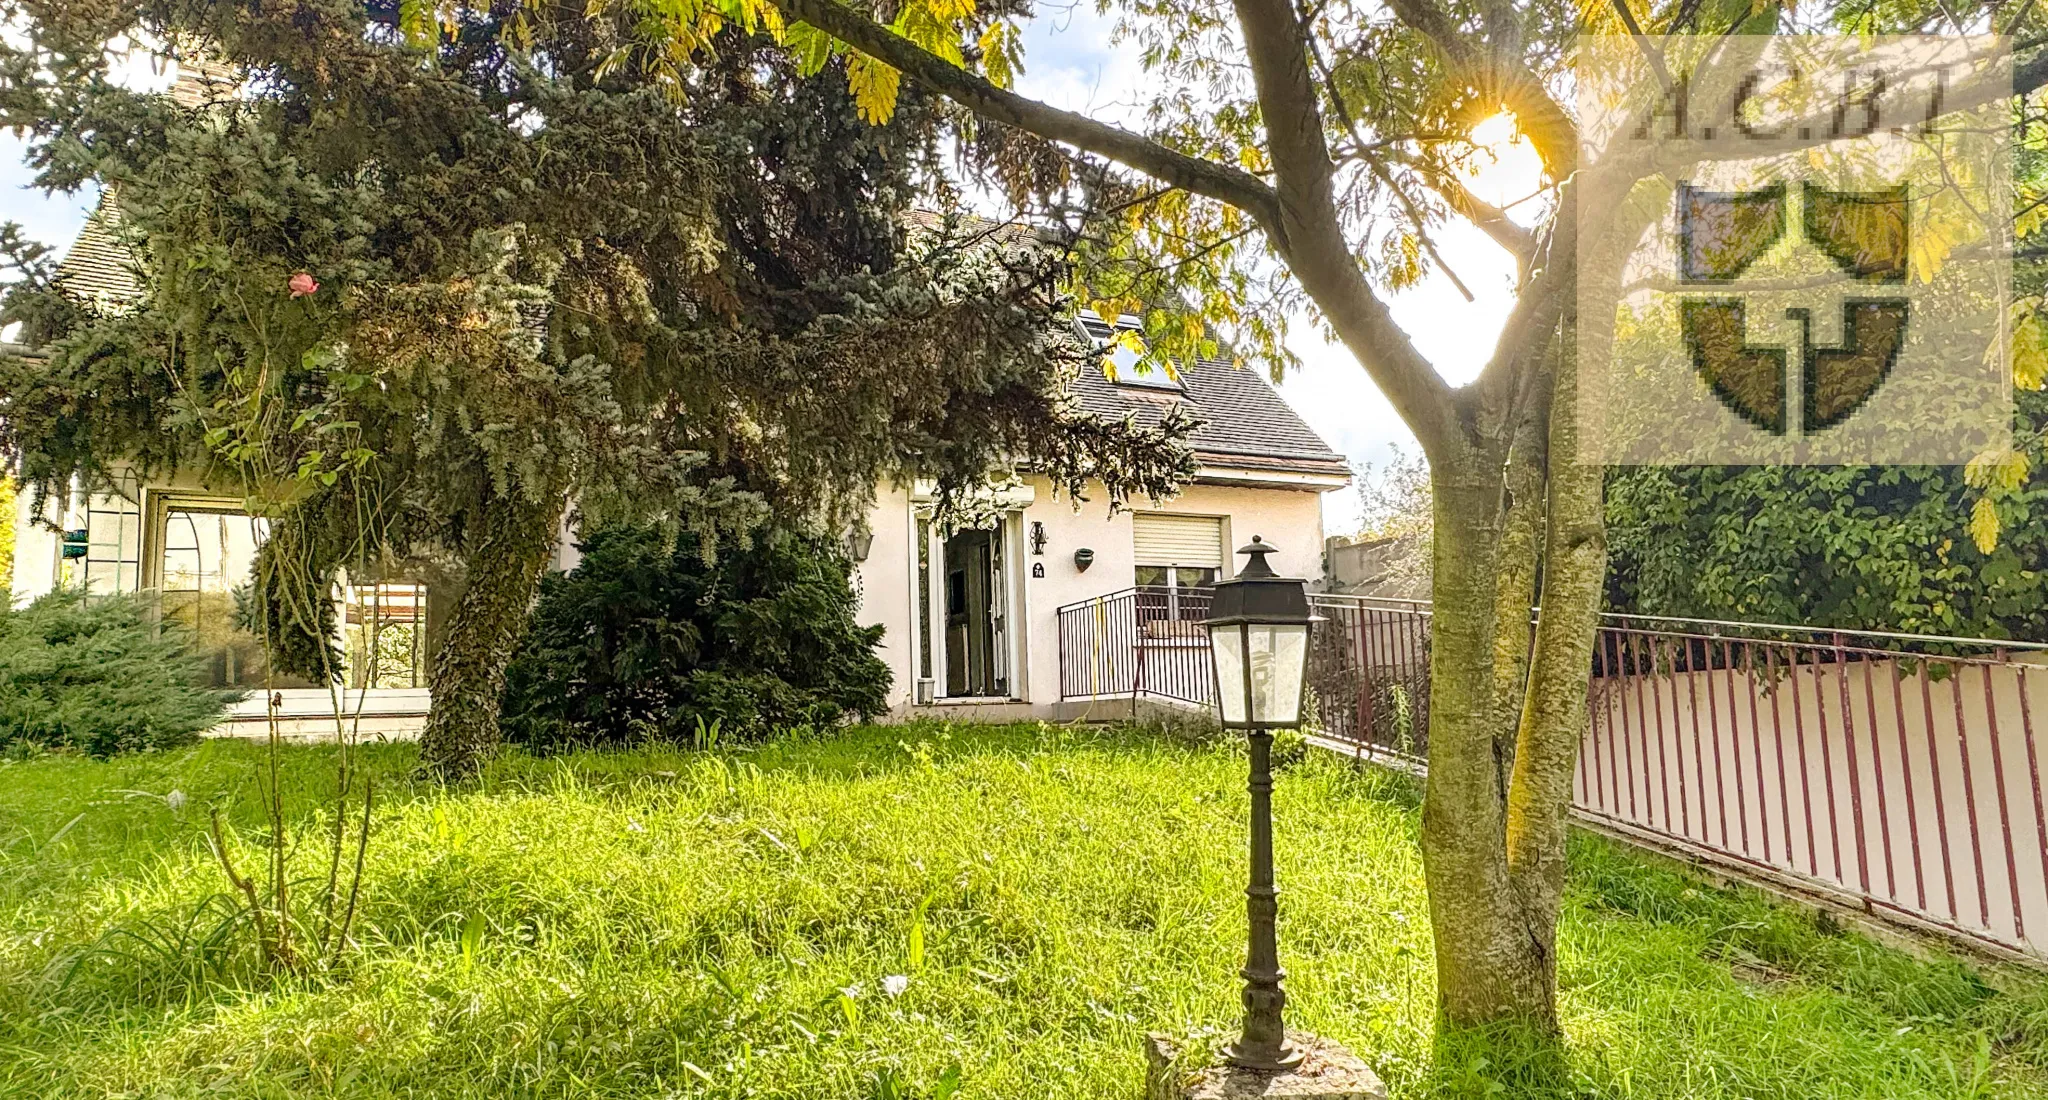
1132,513,1224,567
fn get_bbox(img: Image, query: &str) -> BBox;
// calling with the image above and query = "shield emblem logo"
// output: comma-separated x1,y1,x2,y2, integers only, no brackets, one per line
1677,182,1910,435
1574,34,2010,466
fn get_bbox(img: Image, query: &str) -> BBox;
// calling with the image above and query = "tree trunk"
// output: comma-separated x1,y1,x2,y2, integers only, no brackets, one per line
1419,323,1607,1031
1503,322,1606,1015
1420,461,1558,1027
416,488,567,780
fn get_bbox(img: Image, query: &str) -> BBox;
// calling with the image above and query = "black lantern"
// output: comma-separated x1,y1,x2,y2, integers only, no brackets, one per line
1205,536,1316,730
846,523,875,563
1203,535,1318,1073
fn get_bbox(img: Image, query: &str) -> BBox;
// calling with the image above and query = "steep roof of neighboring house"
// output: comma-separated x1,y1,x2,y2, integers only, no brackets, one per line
52,205,143,312
902,212,1349,483
48,57,235,315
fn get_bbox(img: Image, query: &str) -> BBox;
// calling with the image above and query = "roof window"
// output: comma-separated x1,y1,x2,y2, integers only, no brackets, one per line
1077,309,1183,391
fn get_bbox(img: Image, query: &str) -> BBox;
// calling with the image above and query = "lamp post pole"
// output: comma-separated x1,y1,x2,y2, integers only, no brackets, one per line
1159,533,1383,1095
1225,721,1302,1071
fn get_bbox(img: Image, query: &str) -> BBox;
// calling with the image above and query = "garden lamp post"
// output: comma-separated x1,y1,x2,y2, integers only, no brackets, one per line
1204,535,1317,1072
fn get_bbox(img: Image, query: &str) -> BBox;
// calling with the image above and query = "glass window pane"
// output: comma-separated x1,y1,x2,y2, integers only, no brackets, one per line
1211,625,1247,724
1134,565,1170,587
1247,623,1308,726
343,582,428,689
157,506,318,690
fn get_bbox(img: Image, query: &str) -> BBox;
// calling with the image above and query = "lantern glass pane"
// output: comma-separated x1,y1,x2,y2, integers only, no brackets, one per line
1247,623,1309,726
1209,623,1248,724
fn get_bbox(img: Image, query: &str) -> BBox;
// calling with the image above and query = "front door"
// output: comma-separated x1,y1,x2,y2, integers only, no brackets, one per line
942,526,1006,697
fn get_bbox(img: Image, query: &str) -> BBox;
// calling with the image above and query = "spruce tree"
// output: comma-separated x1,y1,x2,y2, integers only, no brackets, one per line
0,0,1195,777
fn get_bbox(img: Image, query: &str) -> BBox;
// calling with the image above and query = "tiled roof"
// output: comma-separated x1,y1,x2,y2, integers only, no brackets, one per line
52,200,144,313
1069,344,1350,477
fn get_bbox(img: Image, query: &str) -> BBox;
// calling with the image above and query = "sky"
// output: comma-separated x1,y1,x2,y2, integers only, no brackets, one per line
0,14,1541,535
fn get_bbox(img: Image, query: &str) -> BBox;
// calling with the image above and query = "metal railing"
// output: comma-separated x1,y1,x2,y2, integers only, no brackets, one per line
1577,616,2048,960
1054,592,2048,962
1056,586,1216,705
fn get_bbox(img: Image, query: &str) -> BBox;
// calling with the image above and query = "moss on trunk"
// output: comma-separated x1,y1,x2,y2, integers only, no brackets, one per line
417,489,567,781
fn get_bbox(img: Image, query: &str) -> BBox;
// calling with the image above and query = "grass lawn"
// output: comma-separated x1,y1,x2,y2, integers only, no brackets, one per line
2,722,2045,1098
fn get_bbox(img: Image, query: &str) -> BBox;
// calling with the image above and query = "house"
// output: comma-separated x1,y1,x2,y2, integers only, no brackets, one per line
9,309,1350,730
5,67,1351,729
850,311,1350,721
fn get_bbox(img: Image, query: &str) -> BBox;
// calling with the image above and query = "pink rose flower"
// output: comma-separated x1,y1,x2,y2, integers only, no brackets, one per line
288,272,319,298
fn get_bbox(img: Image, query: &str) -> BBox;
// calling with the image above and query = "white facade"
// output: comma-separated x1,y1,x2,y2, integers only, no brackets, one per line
11,459,1342,729
851,470,1341,719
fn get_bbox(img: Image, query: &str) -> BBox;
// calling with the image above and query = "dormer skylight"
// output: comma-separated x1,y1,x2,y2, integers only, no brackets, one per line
1076,309,1183,391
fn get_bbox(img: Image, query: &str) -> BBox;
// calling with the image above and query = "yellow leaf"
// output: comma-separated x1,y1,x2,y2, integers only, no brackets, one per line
1965,447,2030,490
2019,194,2048,241
1970,495,2001,554
787,23,836,77
847,54,901,125
976,20,1020,88
2016,311,2048,390
895,3,962,66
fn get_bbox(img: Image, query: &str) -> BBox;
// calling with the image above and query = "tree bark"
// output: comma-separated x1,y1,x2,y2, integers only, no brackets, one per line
1420,317,1604,1032
1418,451,1555,1026
416,488,567,780
1503,318,1605,1016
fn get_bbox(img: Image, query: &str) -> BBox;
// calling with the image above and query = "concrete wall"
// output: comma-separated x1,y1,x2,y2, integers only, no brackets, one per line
10,488,66,604
851,474,1332,715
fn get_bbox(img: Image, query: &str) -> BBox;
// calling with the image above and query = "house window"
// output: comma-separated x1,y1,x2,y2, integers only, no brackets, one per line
1077,310,1183,391
153,501,312,690
340,580,428,689
147,495,428,691
1133,513,1223,634
79,485,142,595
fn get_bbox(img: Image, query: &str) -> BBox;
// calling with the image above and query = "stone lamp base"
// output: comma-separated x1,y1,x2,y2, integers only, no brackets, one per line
1144,1033,1386,1100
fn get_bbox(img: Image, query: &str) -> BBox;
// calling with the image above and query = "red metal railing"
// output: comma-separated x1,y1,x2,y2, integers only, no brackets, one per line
1055,592,2048,962
1577,615,2048,960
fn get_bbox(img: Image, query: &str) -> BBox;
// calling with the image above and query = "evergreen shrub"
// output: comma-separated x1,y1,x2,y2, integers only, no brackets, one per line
0,589,243,755
503,526,890,748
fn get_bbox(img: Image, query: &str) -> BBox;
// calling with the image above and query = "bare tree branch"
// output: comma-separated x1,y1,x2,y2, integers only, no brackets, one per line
1427,168,1536,269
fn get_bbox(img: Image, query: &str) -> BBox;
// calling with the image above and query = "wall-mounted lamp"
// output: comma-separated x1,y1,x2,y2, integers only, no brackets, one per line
1073,547,1095,572
846,522,874,563
1030,521,1049,556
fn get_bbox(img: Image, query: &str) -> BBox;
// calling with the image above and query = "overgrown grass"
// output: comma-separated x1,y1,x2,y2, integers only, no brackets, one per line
1,722,2044,1098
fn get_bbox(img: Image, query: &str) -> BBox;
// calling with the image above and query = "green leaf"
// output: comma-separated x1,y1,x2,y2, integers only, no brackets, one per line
787,24,836,77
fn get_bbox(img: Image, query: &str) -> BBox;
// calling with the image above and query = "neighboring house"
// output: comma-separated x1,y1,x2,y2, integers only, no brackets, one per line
6,67,1349,729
